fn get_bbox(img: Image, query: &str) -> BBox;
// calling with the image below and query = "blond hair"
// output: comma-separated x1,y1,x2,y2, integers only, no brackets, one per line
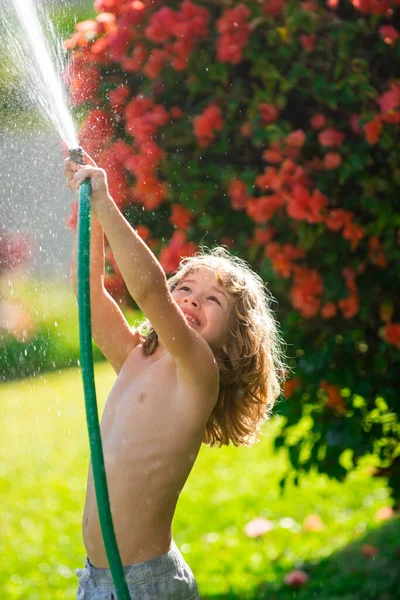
137,246,288,447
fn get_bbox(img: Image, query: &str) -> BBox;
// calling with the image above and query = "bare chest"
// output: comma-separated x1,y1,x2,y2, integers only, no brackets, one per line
100,346,182,445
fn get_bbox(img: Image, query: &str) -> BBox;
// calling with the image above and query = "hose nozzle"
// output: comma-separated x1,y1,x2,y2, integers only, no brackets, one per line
69,146,85,166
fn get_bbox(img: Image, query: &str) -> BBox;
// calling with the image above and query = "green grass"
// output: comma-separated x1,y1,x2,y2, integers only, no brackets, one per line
0,364,399,599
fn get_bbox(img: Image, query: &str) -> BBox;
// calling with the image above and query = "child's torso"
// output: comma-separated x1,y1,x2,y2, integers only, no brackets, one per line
82,343,213,568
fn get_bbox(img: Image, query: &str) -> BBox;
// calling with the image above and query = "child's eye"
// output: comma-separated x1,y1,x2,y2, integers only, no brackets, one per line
179,286,190,291
208,296,221,305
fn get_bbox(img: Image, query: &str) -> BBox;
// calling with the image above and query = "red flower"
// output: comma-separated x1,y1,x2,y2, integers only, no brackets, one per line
343,221,365,250
109,140,134,163
256,167,284,191
265,242,305,277
259,103,279,125
350,0,391,15
321,381,346,413
143,49,169,79
379,25,399,44
135,225,151,242
300,34,316,50
94,0,122,15
311,113,326,129
325,209,353,231
290,266,324,318
133,175,167,210
364,117,383,144
125,96,168,143
240,121,253,137
159,231,197,273
169,204,193,230
108,84,130,114
254,227,276,244
228,179,249,210
247,195,286,223
145,2,209,70
193,105,224,147
318,127,346,147
384,323,400,349
170,106,183,119
286,185,328,224
108,28,136,63
327,0,340,8
323,153,342,169
145,7,175,43
69,63,100,106
286,129,306,148
216,4,251,64
349,113,363,134
263,149,282,163
263,0,285,17
122,44,148,72
78,109,114,158
338,294,359,319
97,147,129,207
283,377,301,397
368,236,387,267
321,302,337,319
377,81,400,113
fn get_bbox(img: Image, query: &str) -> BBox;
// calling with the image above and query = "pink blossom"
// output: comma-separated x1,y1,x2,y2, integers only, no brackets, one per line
284,569,309,587
375,506,395,521
304,514,324,531
244,517,274,537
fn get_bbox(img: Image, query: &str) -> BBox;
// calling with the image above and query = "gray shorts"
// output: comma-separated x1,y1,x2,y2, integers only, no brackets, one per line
75,541,199,600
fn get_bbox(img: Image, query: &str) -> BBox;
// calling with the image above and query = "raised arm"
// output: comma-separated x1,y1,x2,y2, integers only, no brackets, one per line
71,164,219,390
66,156,139,374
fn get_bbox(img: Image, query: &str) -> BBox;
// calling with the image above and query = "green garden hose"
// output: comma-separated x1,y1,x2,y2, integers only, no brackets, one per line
74,149,131,600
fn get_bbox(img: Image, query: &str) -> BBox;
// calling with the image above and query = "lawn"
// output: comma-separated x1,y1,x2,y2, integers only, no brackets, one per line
0,363,399,599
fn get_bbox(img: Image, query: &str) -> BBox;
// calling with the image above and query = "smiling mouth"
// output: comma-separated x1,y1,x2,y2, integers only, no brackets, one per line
183,312,200,326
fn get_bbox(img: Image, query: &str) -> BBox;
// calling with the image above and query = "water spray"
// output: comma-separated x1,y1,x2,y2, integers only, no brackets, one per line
70,146,131,600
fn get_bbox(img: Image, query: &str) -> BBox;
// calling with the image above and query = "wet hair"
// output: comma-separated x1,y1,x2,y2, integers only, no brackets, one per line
137,246,288,447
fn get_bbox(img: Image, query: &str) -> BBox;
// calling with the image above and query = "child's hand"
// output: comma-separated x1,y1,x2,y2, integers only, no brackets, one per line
62,142,111,216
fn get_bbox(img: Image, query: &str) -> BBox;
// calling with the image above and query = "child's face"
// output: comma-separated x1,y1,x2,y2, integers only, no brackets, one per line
172,269,234,353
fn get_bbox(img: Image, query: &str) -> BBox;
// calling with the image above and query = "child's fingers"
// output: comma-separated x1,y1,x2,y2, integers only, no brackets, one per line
72,165,100,190
64,159,80,185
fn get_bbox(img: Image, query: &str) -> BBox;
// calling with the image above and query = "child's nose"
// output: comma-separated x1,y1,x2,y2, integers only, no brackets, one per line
183,296,200,308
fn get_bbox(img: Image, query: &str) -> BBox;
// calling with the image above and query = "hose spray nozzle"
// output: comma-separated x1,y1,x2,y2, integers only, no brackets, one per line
68,146,85,166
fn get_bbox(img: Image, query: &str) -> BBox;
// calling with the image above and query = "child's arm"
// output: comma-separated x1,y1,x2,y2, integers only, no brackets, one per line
72,166,219,392
66,154,140,374
70,215,140,374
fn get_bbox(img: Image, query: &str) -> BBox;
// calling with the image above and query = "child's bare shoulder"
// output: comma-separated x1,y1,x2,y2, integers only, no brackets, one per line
121,340,219,415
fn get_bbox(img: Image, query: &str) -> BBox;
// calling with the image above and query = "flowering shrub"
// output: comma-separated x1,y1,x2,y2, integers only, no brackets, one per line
66,0,400,502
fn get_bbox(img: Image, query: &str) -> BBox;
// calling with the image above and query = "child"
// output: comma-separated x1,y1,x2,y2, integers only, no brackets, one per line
64,149,287,600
